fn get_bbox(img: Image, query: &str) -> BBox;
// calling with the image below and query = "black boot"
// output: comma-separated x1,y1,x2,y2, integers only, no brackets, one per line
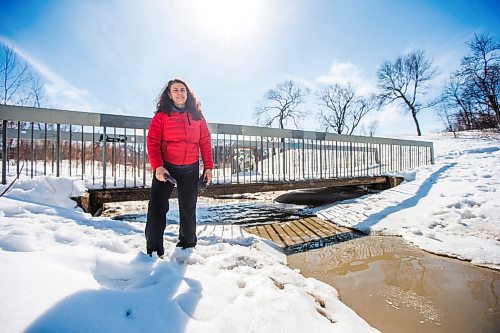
176,241,196,249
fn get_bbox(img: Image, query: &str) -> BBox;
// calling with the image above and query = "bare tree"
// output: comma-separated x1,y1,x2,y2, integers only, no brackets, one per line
377,49,438,136
436,104,458,137
457,33,499,128
255,80,309,129
367,120,378,137
440,76,477,130
317,83,377,135
27,71,44,108
1,42,30,105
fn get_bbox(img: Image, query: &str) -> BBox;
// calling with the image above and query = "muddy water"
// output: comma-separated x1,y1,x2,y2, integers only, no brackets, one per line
287,236,500,333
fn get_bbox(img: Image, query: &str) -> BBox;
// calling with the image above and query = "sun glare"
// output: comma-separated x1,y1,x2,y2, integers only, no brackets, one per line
189,0,266,46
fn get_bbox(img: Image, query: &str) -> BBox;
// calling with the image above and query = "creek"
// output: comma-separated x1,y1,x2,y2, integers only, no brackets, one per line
287,236,500,333
107,198,500,332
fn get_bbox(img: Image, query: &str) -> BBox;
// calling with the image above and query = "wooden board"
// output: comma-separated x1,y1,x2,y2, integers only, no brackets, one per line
243,217,362,254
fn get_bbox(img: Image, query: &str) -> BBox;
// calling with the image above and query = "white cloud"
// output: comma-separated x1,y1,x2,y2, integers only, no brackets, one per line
316,61,376,96
0,35,95,111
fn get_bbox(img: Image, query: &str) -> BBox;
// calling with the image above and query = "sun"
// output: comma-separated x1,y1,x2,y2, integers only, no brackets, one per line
188,0,267,46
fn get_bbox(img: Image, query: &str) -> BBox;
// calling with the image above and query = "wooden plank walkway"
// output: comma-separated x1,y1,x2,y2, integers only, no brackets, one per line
243,217,364,254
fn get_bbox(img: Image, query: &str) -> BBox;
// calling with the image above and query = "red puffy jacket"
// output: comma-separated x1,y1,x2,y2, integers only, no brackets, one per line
147,111,214,171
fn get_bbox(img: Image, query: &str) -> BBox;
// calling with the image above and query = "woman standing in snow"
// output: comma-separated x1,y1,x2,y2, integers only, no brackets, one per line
146,79,213,257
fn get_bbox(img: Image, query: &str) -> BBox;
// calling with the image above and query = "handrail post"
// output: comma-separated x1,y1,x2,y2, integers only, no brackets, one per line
2,120,7,184
56,124,60,177
102,126,107,188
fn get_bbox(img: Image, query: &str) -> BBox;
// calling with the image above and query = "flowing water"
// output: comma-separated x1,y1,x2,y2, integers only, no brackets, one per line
287,236,500,333
108,198,311,226
106,199,500,332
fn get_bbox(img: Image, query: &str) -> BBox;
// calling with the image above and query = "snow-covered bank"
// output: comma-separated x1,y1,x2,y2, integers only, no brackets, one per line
315,131,500,270
0,177,376,332
1,131,499,332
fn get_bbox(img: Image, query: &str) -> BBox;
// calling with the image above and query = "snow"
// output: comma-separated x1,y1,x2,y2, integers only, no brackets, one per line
0,181,374,332
315,131,500,270
0,131,499,332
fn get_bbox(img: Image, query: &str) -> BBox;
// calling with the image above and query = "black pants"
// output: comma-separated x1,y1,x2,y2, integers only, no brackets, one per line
145,162,199,254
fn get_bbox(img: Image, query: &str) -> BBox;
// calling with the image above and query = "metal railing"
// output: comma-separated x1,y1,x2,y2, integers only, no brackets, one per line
1,105,434,188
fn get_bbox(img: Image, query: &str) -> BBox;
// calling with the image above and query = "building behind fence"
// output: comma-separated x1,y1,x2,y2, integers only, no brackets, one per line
1,105,434,188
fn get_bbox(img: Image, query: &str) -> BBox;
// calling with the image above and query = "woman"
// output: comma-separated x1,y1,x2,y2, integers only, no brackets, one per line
146,79,213,257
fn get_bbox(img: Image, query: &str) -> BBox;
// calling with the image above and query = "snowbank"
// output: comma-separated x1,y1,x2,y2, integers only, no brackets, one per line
0,176,376,333
316,131,500,270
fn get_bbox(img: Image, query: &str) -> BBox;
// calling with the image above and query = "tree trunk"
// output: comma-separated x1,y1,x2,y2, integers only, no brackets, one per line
411,109,422,136
486,94,500,128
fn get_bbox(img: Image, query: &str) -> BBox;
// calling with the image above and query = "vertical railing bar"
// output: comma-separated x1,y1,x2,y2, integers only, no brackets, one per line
56,124,61,177
214,134,218,184
223,134,226,184
382,144,385,174
279,138,282,181
348,142,352,178
44,123,47,176
308,139,312,180
102,126,107,188
282,138,285,181
290,138,293,181
377,143,384,175
271,139,274,182
385,144,388,174
262,137,265,182
325,141,328,179
293,138,296,180
317,140,320,179
334,141,338,178
276,138,280,181
16,121,20,176
81,125,85,180
311,140,314,179
51,139,54,174
1,120,7,184
409,146,412,169
252,135,255,183
385,144,388,173
69,125,72,177
143,128,147,187
363,142,366,176
399,145,402,171
30,122,34,178
339,140,342,178
92,126,95,185
123,128,127,188
343,141,346,178
320,140,324,179
134,128,137,187
418,146,421,168
113,127,117,187
267,137,270,182
244,135,247,184
292,138,295,181
388,144,392,173
290,138,294,181
301,138,305,180
236,134,239,184
325,141,332,179
243,135,246,184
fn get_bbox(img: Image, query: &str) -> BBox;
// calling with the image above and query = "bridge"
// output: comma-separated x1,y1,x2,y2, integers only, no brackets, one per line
1,104,433,215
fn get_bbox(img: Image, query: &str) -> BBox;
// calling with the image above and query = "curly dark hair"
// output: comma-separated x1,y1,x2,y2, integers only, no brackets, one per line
155,78,203,120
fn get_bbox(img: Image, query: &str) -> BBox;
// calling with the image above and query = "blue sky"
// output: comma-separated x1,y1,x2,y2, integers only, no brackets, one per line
1,0,499,136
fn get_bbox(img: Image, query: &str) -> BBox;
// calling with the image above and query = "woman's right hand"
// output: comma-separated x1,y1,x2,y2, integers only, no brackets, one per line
155,166,169,182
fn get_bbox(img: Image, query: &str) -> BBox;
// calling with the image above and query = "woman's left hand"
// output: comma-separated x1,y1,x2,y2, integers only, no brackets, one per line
204,169,213,184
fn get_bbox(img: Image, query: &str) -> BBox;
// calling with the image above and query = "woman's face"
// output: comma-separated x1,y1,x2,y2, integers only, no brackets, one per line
168,82,188,108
